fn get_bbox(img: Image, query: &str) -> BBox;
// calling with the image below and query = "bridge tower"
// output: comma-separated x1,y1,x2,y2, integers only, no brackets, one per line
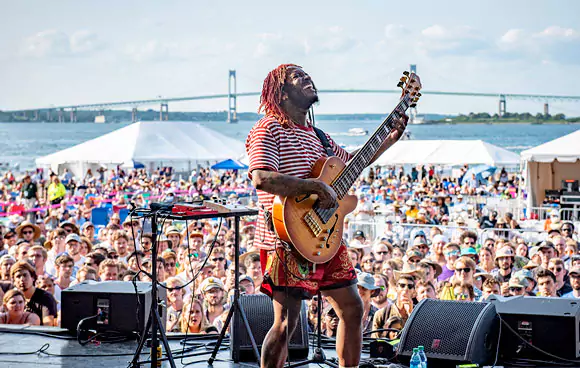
58,108,64,123
409,64,418,122
159,103,169,121
132,107,138,123
544,103,549,117
70,108,77,123
227,69,238,123
499,95,507,117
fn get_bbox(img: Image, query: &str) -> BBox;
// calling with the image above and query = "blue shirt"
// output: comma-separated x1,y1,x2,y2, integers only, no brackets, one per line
562,291,579,299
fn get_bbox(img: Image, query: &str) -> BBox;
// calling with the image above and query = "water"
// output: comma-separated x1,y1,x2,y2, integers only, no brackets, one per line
0,120,578,170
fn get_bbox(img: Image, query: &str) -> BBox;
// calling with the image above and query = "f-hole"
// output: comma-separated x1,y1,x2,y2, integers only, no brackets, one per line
295,194,310,203
325,215,339,248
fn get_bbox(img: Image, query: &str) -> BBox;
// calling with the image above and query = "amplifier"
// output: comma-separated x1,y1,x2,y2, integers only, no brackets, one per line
61,281,166,336
489,295,580,361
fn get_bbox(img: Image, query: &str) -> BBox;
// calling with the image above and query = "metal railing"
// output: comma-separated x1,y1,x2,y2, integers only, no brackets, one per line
345,219,574,247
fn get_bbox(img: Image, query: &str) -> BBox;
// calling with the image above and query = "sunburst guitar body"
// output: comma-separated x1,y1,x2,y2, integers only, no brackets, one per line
272,156,357,264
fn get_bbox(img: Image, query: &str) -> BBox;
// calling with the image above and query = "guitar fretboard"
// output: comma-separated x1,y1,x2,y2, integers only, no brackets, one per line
332,95,411,198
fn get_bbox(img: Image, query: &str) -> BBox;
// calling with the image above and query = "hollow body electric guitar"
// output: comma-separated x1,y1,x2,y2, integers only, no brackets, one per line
272,71,422,264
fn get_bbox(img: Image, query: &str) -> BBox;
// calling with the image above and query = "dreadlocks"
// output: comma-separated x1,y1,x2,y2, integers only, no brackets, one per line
258,63,301,127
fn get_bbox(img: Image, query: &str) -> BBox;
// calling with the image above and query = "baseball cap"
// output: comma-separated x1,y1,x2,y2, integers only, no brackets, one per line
200,277,225,293
354,230,365,239
65,233,81,244
357,272,380,291
81,222,94,230
569,267,580,277
239,275,254,284
538,241,555,251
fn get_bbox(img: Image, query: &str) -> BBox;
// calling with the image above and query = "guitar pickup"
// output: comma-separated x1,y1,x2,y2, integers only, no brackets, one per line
304,211,322,236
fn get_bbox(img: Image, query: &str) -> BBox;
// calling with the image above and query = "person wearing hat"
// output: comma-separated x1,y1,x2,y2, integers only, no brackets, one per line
405,199,418,219
562,267,580,299
64,233,85,276
353,230,367,244
59,221,80,235
405,248,424,267
492,246,517,283
512,269,536,295
418,259,442,285
199,277,227,326
356,272,381,334
323,305,340,338
460,247,479,263
507,277,526,296
16,221,41,244
412,236,430,257
239,275,256,295
164,226,182,249
81,222,97,244
430,234,447,267
538,240,557,269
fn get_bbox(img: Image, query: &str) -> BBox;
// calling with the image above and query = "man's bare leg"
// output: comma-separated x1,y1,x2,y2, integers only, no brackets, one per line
322,284,364,367
261,290,302,368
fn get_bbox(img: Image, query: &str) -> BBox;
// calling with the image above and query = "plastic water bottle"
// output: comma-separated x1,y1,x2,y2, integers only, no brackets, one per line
418,345,427,368
410,348,421,368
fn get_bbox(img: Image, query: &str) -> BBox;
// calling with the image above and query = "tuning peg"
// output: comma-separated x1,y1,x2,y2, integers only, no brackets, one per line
400,76,407,82
414,86,420,91
410,103,417,108
403,71,410,76
397,82,404,88
417,93,422,97
413,98,420,102
410,92,416,96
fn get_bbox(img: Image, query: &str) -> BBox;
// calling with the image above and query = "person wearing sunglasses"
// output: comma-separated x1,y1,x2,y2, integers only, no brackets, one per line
507,277,526,297
405,248,424,268
438,243,460,282
452,281,475,302
372,241,392,262
453,256,482,300
459,231,478,250
562,267,580,299
371,274,416,338
548,258,572,296
561,222,576,240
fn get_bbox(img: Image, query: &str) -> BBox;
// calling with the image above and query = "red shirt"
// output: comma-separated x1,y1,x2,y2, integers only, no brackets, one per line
245,116,351,250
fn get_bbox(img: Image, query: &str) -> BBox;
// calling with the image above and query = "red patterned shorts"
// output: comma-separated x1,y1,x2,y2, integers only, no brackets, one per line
260,244,357,299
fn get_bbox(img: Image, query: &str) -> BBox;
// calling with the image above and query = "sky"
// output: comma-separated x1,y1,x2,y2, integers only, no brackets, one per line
1,0,580,116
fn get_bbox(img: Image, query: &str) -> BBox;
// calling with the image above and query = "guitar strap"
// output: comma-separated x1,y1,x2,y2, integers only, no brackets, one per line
313,127,335,157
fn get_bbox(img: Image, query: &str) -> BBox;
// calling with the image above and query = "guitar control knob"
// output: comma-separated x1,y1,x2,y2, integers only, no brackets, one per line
318,244,324,248
321,236,328,241
315,251,321,256
325,229,331,233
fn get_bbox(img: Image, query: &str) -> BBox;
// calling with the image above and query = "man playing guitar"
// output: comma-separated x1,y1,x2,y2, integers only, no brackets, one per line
246,64,409,368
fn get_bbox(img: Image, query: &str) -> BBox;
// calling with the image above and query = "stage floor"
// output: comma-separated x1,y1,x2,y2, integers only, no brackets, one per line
0,325,347,368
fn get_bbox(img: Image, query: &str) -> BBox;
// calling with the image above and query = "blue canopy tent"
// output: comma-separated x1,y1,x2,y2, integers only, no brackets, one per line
211,159,248,170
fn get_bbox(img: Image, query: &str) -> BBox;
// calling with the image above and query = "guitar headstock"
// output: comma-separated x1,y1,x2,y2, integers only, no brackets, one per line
397,71,422,108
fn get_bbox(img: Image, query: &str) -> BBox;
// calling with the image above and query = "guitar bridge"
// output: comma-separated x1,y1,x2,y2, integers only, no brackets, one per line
304,211,322,236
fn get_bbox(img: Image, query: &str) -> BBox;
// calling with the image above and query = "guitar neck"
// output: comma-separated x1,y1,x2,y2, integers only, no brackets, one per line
332,95,411,197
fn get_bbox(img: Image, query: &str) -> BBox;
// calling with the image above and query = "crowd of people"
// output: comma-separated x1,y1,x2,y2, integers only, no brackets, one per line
0,163,577,345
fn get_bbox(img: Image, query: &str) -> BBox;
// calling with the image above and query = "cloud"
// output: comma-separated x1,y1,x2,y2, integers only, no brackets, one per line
304,26,358,55
253,33,306,59
498,26,580,64
21,30,104,58
417,25,489,57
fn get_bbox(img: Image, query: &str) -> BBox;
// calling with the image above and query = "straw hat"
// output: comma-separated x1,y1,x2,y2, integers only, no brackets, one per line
16,221,41,240
239,250,259,265
494,246,515,261
418,259,442,278
394,264,424,281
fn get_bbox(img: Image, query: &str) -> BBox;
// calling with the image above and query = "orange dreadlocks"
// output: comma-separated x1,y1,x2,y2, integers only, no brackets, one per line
258,63,301,126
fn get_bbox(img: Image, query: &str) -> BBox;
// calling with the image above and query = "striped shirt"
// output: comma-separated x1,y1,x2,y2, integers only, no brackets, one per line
245,116,351,250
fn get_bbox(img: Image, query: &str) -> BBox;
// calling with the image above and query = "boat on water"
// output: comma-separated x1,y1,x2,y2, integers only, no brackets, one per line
347,127,368,136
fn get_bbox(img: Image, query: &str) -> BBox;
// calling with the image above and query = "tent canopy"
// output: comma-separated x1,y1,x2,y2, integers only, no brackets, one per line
375,140,520,166
521,129,580,207
36,121,246,175
521,129,580,163
211,159,248,170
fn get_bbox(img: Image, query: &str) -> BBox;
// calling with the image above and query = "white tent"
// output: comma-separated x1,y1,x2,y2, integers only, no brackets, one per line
375,140,520,166
521,129,580,206
36,121,246,176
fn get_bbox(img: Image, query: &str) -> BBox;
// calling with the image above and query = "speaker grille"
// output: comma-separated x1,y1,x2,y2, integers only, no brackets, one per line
232,294,309,361
399,299,497,363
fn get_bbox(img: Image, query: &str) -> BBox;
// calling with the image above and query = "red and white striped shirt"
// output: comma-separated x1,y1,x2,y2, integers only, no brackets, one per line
245,116,351,250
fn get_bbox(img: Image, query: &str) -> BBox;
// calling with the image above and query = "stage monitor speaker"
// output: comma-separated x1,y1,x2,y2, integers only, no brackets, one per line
398,299,499,368
489,295,580,362
61,281,166,336
231,293,309,362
